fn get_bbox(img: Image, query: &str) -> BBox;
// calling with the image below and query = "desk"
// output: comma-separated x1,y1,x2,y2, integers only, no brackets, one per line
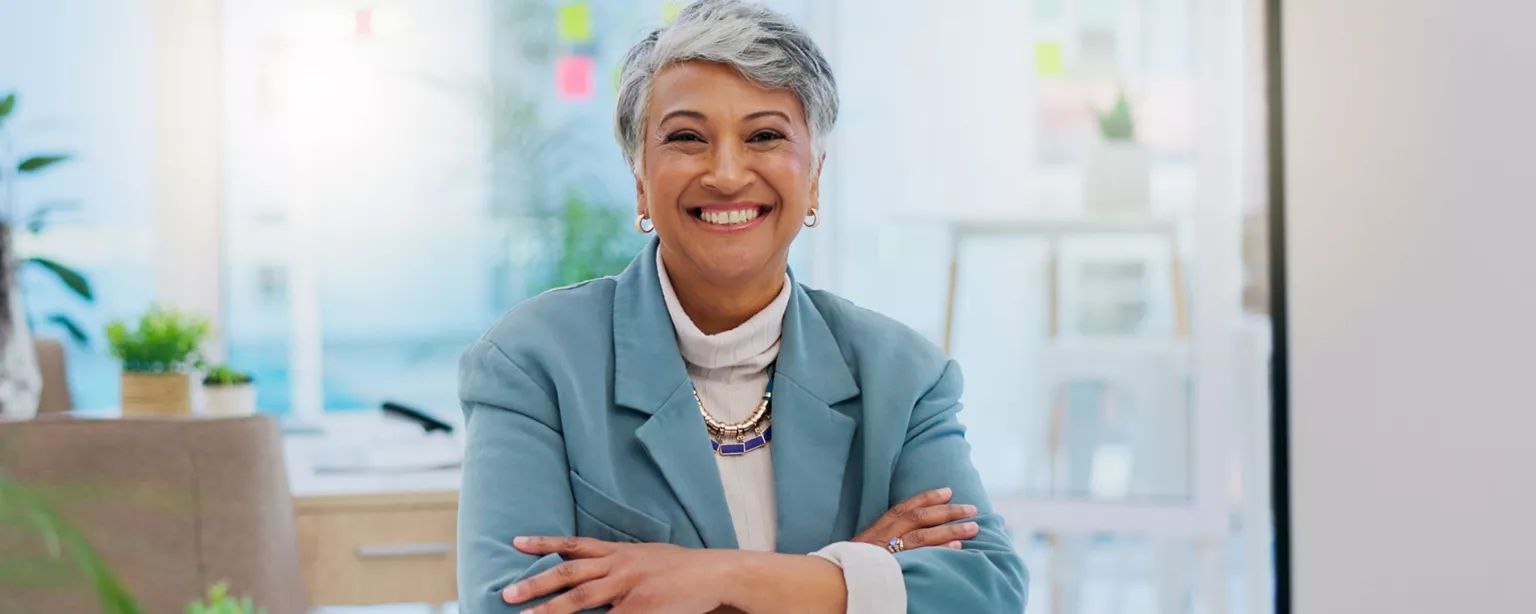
284,413,463,609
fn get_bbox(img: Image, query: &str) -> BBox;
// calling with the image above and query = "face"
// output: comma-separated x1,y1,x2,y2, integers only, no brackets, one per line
637,61,821,286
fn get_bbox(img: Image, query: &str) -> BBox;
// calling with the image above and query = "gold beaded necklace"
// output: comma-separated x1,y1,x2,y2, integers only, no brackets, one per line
694,376,774,456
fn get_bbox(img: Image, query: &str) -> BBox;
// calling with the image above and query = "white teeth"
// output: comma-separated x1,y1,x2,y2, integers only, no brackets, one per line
701,208,760,225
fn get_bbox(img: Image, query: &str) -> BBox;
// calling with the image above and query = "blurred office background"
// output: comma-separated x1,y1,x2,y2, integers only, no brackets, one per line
0,0,1274,612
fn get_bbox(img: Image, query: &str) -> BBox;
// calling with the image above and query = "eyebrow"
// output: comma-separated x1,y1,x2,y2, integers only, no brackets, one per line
659,109,793,124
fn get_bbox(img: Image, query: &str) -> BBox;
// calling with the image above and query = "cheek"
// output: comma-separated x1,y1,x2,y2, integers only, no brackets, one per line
643,164,693,214
761,155,813,212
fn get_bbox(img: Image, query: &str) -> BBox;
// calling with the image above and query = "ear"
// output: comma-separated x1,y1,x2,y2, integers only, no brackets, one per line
634,172,648,218
809,154,825,208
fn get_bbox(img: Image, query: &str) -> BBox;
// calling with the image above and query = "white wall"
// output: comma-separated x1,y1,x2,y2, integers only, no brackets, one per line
1285,1,1536,612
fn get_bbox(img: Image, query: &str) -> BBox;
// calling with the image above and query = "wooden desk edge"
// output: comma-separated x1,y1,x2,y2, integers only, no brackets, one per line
294,489,460,514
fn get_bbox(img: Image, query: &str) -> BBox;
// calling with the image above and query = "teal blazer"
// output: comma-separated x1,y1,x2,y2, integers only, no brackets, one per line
457,239,1028,613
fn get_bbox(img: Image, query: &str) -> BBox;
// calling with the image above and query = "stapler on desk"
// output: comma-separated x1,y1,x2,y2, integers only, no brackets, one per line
381,401,454,434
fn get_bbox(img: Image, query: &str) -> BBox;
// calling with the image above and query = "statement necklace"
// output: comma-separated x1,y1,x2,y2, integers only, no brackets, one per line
695,376,773,456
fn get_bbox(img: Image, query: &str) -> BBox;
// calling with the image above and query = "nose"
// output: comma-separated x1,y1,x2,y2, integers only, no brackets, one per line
700,141,752,195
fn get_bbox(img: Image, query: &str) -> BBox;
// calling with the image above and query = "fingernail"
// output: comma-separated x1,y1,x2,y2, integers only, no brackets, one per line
961,522,979,532
938,487,952,497
947,541,963,549
502,585,521,603
513,536,530,548
963,505,977,515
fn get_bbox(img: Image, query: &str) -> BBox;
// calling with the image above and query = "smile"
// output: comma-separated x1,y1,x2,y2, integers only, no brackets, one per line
688,203,772,232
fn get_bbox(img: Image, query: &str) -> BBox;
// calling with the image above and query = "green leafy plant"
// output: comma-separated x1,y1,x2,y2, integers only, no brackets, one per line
476,1,644,300
0,472,142,614
0,90,94,346
186,581,266,614
105,306,210,373
202,365,253,387
541,191,645,292
1096,89,1137,142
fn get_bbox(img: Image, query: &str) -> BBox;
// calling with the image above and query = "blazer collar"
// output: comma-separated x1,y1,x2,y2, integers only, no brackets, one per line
612,238,860,413
614,239,862,551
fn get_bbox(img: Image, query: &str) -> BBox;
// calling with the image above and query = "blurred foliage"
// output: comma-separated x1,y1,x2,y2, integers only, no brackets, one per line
545,191,644,290
0,90,95,347
1096,89,1137,141
0,472,142,614
486,0,643,299
186,581,266,614
105,305,210,373
202,364,253,386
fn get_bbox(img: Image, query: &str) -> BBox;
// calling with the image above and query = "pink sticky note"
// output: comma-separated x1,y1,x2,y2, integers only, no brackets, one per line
556,55,595,101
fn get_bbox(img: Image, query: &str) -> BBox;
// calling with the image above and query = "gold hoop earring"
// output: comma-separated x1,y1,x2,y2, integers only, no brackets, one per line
635,214,654,233
804,209,819,228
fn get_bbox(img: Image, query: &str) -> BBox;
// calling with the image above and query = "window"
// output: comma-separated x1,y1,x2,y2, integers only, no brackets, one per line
221,0,814,415
1,0,159,410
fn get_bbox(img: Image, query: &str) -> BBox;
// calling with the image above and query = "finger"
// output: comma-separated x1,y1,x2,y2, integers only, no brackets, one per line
514,535,617,558
909,503,978,528
523,578,623,614
902,521,980,549
878,487,953,533
502,559,611,604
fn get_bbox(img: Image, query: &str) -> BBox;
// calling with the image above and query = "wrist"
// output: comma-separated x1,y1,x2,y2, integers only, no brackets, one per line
716,551,846,614
713,550,768,609
705,549,764,609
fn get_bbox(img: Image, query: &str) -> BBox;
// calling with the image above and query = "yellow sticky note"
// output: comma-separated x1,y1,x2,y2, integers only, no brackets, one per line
662,2,685,25
612,64,624,93
1035,42,1065,77
557,3,592,43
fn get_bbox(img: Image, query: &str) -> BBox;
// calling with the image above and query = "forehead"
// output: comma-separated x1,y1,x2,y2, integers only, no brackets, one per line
647,61,806,123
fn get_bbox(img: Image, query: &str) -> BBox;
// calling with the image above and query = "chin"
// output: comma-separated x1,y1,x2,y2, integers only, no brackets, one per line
695,248,780,282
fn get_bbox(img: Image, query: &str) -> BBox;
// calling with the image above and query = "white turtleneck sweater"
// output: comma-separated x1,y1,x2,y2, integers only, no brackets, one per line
656,251,906,613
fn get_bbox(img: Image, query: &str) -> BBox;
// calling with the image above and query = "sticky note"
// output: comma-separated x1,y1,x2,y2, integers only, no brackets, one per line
612,64,624,93
556,55,596,100
662,2,686,25
1035,42,1065,77
556,3,592,43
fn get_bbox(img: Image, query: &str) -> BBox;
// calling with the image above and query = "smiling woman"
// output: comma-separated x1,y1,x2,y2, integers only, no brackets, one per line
455,1,1028,613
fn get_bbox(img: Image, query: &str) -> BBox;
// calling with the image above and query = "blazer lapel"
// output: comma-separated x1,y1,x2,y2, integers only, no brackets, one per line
771,283,860,555
613,239,739,549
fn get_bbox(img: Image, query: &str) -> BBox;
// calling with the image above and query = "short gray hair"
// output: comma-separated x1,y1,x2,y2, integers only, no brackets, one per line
614,0,839,172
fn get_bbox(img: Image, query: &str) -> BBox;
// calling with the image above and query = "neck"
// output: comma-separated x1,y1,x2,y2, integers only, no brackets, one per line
660,250,786,335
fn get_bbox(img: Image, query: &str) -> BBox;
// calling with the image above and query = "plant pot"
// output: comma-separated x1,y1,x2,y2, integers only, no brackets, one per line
0,227,42,419
1083,141,1152,216
121,372,195,417
204,383,257,417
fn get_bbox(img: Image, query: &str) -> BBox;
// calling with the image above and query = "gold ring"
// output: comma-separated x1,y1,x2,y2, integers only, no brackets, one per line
886,537,905,553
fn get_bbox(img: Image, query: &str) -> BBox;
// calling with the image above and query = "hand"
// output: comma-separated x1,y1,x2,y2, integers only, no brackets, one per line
504,536,728,614
851,487,980,552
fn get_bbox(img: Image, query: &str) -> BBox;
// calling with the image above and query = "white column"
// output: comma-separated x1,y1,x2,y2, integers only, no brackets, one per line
1286,0,1536,611
150,0,226,361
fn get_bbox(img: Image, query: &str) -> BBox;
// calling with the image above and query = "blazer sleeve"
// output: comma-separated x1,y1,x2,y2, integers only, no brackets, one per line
891,359,1030,613
457,338,607,613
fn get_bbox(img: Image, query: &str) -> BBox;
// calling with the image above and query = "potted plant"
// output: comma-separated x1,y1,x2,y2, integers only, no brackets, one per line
1082,88,1152,217
1,91,90,419
105,306,209,416
202,365,256,417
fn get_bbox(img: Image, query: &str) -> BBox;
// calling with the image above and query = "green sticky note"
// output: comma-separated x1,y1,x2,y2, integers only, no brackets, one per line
557,3,592,43
662,2,685,25
612,64,624,93
1035,42,1065,77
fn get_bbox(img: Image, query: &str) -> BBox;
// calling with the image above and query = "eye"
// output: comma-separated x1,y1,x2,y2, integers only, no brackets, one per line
664,131,704,143
748,130,785,143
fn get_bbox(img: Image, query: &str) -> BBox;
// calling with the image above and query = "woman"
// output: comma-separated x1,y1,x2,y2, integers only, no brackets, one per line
457,1,1028,612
